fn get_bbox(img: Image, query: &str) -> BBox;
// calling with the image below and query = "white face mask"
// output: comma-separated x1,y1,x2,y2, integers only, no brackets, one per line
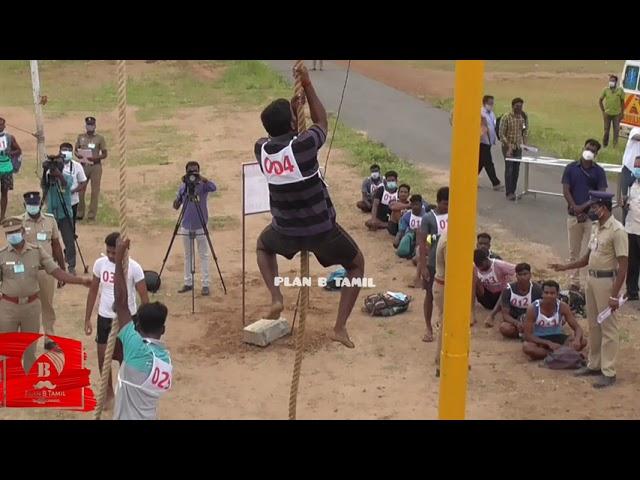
582,150,595,162
371,171,380,180
609,81,616,88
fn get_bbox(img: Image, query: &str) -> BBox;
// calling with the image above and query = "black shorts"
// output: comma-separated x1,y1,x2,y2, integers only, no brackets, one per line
0,173,13,192
96,314,138,344
540,334,569,346
509,309,527,322
477,289,502,310
258,223,360,268
387,221,398,236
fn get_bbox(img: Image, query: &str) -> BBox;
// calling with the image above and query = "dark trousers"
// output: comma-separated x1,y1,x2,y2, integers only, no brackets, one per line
502,145,522,196
621,166,635,225
627,233,640,297
72,203,78,229
478,143,501,187
603,114,621,147
57,217,76,270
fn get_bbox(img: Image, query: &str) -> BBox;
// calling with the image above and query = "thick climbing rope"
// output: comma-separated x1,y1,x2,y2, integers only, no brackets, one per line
288,60,309,420
287,60,352,419
94,60,130,420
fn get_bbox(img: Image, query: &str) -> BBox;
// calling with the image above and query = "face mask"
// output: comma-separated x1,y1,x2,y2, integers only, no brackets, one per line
588,208,600,221
609,81,616,88
634,168,640,179
62,151,72,162
371,172,380,180
26,205,40,216
7,232,23,246
386,181,397,191
582,150,595,162
484,104,493,112
86,126,96,134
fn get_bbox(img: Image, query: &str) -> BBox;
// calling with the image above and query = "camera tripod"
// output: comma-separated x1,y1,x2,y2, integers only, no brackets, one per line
158,184,226,314
41,178,89,274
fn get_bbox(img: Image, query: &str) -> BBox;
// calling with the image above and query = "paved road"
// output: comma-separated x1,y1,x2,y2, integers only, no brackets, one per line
266,60,621,257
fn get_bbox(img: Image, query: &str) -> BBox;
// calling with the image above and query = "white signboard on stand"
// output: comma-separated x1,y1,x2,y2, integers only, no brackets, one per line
243,162,270,215
242,162,271,326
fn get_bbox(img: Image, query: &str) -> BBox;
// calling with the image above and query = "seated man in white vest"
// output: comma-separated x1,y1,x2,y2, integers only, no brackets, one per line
522,279,586,361
394,194,426,258
473,248,516,326
365,170,399,231
357,163,383,213
387,183,411,236
498,262,543,339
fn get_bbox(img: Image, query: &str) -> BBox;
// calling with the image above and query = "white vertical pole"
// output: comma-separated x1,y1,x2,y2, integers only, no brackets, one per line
30,60,46,172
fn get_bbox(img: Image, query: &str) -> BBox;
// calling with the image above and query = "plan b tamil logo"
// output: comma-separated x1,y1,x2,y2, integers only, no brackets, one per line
0,333,96,411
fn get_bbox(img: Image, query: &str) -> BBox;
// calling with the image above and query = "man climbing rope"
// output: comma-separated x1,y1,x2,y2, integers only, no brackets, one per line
112,238,172,420
254,64,365,349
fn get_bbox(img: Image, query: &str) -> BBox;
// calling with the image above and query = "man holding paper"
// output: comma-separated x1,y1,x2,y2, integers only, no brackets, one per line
550,191,628,389
74,116,108,222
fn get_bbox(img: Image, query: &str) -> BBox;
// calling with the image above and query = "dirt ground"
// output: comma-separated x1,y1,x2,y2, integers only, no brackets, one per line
333,60,612,102
1,61,640,420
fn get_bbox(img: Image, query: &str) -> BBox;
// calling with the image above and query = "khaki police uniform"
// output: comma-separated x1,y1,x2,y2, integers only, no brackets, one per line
585,215,629,377
75,118,106,220
21,211,61,337
0,216,59,370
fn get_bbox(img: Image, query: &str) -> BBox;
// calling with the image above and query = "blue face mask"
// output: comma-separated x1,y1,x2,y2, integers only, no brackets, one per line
62,150,73,162
7,232,23,246
26,205,40,216
386,181,397,191
634,167,640,179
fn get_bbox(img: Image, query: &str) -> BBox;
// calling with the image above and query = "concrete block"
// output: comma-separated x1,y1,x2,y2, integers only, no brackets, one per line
243,318,291,347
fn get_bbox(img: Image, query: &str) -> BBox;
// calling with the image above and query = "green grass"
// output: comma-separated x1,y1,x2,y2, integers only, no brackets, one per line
129,126,191,166
330,119,437,199
155,183,179,203
0,60,290,119
379,60,630,165
404,60,624,75
216,61,291,105
95,194,120,227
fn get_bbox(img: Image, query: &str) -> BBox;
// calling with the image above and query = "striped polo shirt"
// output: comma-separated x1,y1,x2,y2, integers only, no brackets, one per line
254,125,336,237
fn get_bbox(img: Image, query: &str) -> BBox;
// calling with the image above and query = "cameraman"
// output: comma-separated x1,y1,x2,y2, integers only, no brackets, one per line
42,145,77,275
172,161,217,296
60,142,87,228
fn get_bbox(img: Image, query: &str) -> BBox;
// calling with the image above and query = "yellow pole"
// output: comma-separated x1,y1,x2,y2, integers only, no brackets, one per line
438,60,484,420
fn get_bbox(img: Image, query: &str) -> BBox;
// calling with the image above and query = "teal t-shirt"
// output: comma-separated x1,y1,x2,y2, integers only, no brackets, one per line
118,322,171,374
45,172,74,221
114,322,171,420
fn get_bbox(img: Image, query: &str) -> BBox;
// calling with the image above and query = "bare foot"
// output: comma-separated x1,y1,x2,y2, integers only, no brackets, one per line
265,301,284,320
422,330,434,342
330,328,355,348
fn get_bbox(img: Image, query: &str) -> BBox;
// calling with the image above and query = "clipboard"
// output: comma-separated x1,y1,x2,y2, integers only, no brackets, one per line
77,148,93,164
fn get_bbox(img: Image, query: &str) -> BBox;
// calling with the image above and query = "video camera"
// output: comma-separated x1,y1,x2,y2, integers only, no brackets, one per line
183,171,201,195
42,154,65,186
43,154,64,173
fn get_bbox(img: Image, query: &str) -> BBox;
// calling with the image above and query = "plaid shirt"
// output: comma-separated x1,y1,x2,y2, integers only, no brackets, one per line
499,112,525,150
